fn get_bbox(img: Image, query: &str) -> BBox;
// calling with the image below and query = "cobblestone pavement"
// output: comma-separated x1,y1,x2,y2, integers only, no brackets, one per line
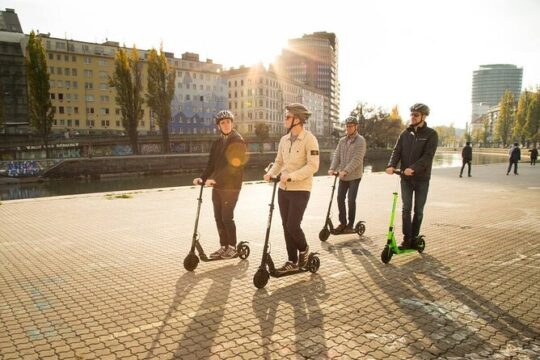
1,162,539,359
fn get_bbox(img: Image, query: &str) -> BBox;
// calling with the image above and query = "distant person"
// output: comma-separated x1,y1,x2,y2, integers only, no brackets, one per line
459,142,473,177
529,147,538,166
264,103,320,274
506,142,521,175
328,116,367,232
193,110,247,259
386,103,438,249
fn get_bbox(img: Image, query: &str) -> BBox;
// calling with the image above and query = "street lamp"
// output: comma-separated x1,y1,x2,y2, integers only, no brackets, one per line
88,125,93,158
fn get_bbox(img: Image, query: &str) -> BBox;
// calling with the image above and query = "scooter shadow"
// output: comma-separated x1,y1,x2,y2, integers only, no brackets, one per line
144,260,249,359
252,274,329,360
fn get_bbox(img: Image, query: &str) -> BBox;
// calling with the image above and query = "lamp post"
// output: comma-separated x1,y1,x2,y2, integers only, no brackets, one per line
88,125,93,158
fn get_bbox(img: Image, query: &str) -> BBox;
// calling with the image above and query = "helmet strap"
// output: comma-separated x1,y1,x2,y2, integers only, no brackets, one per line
286,119,301,134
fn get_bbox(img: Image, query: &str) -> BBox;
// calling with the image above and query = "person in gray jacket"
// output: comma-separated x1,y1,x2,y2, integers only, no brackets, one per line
328,116,367,232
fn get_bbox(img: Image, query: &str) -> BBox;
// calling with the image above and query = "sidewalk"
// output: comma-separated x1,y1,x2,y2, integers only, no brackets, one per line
0,163,539,359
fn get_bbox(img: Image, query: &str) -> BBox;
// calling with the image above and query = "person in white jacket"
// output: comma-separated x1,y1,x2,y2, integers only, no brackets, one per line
328,116,366,232
264,103,320,274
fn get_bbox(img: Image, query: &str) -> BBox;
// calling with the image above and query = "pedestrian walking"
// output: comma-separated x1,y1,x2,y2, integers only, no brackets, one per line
385,103,438,249
528,147,538,166
459,142,473,177
264,103,320,274
328,116,367,232
193,110,247,259
506,142,521,175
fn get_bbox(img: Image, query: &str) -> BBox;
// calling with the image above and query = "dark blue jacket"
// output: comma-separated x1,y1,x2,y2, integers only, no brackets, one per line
388,122,438,181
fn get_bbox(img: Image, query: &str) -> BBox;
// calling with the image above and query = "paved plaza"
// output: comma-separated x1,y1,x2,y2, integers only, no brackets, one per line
1,162,539,359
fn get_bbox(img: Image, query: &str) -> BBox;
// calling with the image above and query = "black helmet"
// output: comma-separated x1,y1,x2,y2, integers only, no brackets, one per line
410,103,430,116
345,116,358,125
285,103,311,122
214,110,234,124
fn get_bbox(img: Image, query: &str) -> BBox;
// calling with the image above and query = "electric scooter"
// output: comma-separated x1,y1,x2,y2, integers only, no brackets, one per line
253,175,321,289
380,170,425,264
319,172,366,241
183,181,250,271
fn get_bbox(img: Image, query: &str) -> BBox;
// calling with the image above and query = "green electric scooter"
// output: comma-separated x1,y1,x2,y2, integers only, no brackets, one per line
380,170,425,264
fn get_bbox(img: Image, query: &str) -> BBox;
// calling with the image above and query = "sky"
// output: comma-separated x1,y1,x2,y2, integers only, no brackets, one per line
4,0,540,129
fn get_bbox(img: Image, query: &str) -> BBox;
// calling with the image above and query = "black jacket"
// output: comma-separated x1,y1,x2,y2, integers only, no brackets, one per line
201,129,247,190
388,122,438,181
462,145,472,161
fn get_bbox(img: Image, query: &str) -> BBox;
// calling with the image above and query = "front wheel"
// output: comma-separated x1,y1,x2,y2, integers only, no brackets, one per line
253,268,270,289
319,228,330,242
237,243,250,259
381,245,393,264
183,253,199,271
355,222,366,236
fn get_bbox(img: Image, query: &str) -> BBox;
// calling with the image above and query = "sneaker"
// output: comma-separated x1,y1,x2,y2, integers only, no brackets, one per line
335,224,346,233
399,240,413,249
210,246,227,259
298,245,310,269
275,261,298,274
459,174,462,178
221,245,237,259
344,225,353,232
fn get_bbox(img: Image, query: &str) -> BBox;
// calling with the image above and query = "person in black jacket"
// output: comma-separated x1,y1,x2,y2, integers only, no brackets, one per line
506,143,521,175
528,147,538,166
193,110,247,259
459,142,473,177
386,103,438,249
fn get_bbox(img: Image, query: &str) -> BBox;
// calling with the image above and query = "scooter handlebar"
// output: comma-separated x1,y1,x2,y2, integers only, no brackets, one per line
393,169,401,175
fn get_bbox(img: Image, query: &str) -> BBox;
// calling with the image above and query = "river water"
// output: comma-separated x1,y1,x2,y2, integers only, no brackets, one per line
0,152,506,201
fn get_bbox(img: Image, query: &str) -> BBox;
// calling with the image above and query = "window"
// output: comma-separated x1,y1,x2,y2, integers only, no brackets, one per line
66,107,72,114
99,83,109,90
57,67,62,74
84,82,93,89
115,108,120,115
100,108,109,115
86,107,95,114
50,93,55,100
100,95,110,102
72,68,77,76
64,68,70,76
74,107,79,114
64,55,69,61
85,95,95,102
98,59,108,66
99,71,108,80
58,93,63,101
72,81,78,89
84,56,91,64
84,69,93,77
59,106,65,114
72,55,76,62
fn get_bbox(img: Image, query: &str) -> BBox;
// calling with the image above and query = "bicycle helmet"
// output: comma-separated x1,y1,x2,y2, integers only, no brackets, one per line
410,103,430,116
345,116,358,125
285,103,311,123
214,110,234,124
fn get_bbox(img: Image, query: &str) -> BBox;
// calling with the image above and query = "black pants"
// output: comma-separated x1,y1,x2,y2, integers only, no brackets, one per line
278,189,310,263
212,188,240,247
401,179,430,241
507,160,519,174
531,158,537,166
460,160,471,176
337,178,361,226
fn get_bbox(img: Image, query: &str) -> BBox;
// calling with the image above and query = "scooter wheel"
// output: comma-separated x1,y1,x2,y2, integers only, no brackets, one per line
183,253,199,271
355,222,366,236
308,255,320,273
416,238,425,253
253,268,270,289
237,244,250,259
381,245,393,264
319,228,330,242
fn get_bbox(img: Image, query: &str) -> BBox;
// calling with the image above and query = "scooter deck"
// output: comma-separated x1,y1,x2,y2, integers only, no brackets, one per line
330,228,358,235
269,267,311,278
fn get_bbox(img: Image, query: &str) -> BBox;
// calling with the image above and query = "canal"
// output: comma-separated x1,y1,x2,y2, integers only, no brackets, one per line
0,152,506,201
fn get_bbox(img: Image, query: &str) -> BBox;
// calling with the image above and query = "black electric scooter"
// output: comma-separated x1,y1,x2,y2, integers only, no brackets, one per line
319,173,366,241
253,175,321,289
183,181,250,271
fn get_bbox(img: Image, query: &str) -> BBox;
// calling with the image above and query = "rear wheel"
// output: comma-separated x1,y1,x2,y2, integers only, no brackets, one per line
416,237,425,253
308,255,320,273
319,228,330,242
237,243,250,259
355,222,366,236
183,253,199,271
381,245,393,264
253,268,270,289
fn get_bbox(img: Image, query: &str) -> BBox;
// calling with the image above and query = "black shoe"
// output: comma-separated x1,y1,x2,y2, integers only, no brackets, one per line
335,224,346,233
298,245,310,269
468,174,472,177
459,174,462,178
399,240,413,249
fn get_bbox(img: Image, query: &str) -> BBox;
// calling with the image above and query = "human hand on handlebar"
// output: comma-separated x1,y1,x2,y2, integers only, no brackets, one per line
385,167,394,175
280,174,291,184
193,177,203,185
205,179,216,186
263,174,271,182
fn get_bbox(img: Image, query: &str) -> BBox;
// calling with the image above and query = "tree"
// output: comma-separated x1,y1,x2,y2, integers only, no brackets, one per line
463,122,472,143
513,90,530,146
110,47,144,155
482,117,490,146
352,102,403,148
494,90,515,147
25,31,54,157
433,125,456,147
472,127,484,146
146,46,175,153
524,93,540,147
255,123,269,153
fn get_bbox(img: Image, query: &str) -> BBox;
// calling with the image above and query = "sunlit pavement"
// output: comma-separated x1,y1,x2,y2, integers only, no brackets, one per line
1,162,539,359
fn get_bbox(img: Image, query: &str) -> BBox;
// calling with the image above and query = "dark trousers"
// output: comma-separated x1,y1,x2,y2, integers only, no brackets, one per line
460,160,471,176
278,189,310,263
531,158,537,166
507,160,519,174
212,188,240,247
337,178,361,226
400,179,430,241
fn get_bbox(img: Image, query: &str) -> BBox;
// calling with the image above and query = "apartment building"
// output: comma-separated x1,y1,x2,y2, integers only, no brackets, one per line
222,64,325,138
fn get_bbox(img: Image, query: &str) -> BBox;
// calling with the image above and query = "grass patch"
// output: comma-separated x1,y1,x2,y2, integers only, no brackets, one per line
105,193,133,200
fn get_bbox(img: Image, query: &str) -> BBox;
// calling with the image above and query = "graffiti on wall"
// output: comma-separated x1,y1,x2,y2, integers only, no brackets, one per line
1,161,43,177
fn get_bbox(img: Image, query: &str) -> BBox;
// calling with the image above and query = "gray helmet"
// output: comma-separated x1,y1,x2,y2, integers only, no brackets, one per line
410,103,430,116
214,110,234,124
345,116,358,125
285,103,311,122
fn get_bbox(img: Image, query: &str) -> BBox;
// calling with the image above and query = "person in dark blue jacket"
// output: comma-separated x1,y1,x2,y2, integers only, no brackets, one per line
193,110,247,259
386,103,438,249
459,142,473,177
507,143,521,175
